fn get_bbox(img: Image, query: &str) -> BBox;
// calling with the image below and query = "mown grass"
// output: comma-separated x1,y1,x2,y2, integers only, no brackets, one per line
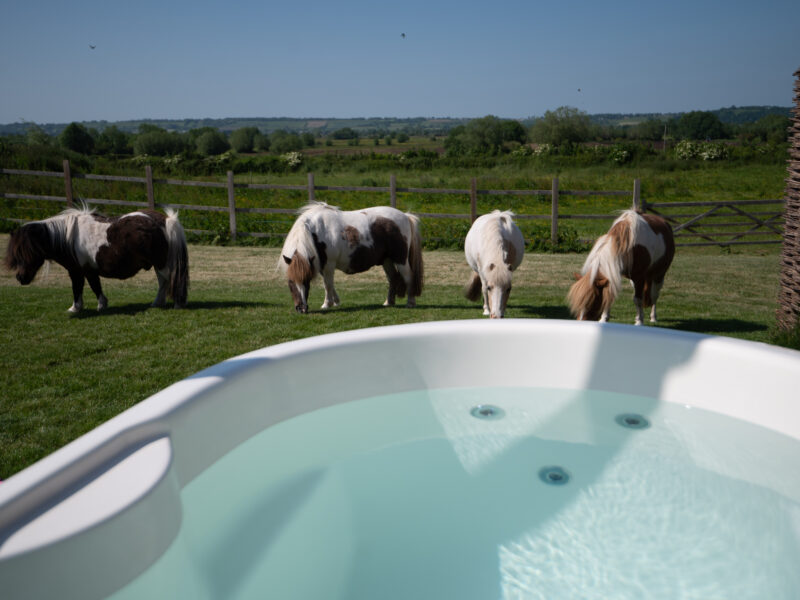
0,239,785,479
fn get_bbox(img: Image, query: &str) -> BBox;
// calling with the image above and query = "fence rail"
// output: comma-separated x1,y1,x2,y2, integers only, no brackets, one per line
1,160,785,247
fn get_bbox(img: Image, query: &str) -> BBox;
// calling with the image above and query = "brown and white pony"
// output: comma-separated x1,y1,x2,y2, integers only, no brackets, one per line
279,202,423,313
4,206,189,312
567,210,674,325
464,210,525,318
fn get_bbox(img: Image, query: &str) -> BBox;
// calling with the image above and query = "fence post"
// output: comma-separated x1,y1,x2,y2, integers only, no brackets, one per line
470,178,477,222
551,177,559,246
633,178,641,212
390,174,397,208
63,160,73,208
145,165,155,209
227,170,237,242
308,172,315,202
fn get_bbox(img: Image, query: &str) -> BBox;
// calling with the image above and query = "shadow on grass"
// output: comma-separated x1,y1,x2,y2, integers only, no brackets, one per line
516,304,572,319
658,317,768,335
71,300,276,317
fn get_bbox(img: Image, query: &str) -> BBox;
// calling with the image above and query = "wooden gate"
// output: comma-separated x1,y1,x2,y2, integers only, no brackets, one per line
642,199,784,247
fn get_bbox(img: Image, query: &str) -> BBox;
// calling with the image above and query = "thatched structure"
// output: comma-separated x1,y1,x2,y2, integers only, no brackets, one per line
777,68,800,330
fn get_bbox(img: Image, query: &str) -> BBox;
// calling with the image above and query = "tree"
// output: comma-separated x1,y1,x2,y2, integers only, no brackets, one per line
270,130,303,153
25,125,52,146
444,115,524,156
230,127,260,153
195,130,230,156
59,122,95,155
529,107,591,146
95,126,131,155
677,111,728,140
632,119,668,141
253,132,270,152
331,127,359,140
133,131,188,156
301,132,316,148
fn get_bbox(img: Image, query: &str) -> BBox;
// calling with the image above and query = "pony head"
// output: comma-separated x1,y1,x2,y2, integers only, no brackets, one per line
4,223,50,285
567,271,612,321
484,261,514,319
282,251,315,313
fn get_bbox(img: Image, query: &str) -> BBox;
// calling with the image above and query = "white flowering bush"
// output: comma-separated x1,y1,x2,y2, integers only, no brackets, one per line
204,150,236,165
698,142,729,161
281,151,302,168
163,155,182,168
675,140,729,161
532,143,553,156
511,145,533,157
675,140,699,159
608,145,630,165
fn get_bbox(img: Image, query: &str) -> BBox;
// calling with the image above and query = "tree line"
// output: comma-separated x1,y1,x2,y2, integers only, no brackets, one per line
0,107,790,178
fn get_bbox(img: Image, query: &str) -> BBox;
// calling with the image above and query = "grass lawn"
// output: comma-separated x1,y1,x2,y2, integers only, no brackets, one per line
0,238,785,478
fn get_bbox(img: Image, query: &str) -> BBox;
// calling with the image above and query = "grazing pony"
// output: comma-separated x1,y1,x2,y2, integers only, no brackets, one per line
4,206,189,312
464,210,525,318
567,210,674,325
279,202,423,313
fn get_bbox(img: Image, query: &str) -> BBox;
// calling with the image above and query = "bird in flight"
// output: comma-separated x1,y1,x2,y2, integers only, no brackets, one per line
89,44,96,49
401,33,406,38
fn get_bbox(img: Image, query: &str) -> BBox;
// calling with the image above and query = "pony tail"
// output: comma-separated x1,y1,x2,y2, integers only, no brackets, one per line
164,209,189,307
464,272,482,302
407,213,424,297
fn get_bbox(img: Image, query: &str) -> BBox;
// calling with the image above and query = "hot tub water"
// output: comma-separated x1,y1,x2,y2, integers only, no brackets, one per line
110,386,800,600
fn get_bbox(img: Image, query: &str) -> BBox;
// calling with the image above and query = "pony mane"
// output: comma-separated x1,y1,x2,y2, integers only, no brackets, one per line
579,209,643,299
278,202,339,275
482,210,515,288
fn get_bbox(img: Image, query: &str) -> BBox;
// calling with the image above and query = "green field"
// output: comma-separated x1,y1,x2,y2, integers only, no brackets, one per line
0,239,786,479
1,157,787,250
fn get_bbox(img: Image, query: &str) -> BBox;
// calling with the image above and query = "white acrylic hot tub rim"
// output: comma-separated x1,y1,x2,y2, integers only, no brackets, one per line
0,319,798,599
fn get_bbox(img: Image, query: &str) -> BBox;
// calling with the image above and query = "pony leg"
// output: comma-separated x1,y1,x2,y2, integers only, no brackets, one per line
481,283,490,316
321,268,339,309
153,270,169,308
85,272,108,311
388,261,416,307
632,280,645,326
67,269,85,313
649,279,665,323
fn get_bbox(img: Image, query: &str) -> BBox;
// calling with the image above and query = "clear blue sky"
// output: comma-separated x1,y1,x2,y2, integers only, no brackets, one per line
1,0,798,124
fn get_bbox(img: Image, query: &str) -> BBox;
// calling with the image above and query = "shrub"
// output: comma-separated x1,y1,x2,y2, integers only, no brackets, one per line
196,131,230,156
59,122,95,155
230,127,260,153
133,131,188,156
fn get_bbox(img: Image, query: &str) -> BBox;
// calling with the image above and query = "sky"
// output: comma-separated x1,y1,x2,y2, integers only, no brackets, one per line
1,0,798,125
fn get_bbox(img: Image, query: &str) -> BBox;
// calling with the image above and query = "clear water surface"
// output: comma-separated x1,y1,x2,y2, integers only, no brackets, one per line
111,387,800,600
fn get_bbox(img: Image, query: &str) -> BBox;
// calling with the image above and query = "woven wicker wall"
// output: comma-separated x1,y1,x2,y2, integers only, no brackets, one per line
777,68,800,330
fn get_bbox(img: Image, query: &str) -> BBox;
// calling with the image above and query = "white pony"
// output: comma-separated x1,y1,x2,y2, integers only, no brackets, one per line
279,202,423,313
464,210,525,318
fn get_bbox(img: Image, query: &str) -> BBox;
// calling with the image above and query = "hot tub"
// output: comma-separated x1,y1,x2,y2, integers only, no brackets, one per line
1,320,799,599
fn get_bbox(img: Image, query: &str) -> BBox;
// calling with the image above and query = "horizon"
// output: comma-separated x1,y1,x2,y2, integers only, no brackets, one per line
2,104,792,131
2,1,798,125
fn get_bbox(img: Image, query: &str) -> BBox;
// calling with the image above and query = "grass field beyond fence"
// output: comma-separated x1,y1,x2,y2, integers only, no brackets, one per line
0,238,785,478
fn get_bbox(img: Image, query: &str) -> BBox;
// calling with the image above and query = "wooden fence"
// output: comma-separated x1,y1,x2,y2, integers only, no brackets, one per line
0,160,785,247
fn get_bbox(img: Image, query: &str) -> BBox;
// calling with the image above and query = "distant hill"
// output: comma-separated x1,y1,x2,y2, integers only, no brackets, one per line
0,106,791,137
0,117,471,137
588,106,791,127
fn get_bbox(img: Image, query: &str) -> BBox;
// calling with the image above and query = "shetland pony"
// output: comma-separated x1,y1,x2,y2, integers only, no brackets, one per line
279,202,423,313
464,210,525,318
567,210,674,325
4,206,189,312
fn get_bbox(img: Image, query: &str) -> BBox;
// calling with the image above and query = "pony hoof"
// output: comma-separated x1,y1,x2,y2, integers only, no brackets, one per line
68,306,81,313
